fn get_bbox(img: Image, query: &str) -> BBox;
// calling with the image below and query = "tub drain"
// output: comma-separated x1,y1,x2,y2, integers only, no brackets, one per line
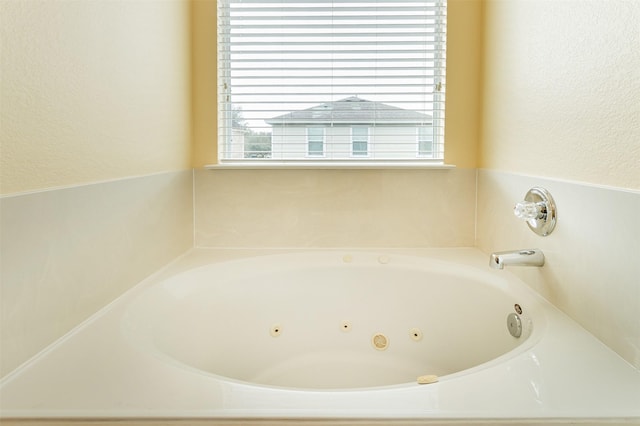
371,333,389,351
506,313,522,338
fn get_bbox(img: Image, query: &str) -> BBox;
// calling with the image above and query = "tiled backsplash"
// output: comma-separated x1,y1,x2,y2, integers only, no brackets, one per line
194,168,477,248
476,169,640,369
0,171,193,378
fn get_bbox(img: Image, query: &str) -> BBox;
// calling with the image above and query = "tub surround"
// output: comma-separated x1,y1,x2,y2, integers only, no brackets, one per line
477,169,640,370
194,168,476,248
194,166,640,371
0,171,194,378
0,248,638,425
2,168,637,401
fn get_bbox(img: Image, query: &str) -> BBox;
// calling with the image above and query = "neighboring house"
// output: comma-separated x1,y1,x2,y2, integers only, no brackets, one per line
265,96,434,159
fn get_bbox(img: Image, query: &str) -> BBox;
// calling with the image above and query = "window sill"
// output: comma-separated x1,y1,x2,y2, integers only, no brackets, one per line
205,160,455,170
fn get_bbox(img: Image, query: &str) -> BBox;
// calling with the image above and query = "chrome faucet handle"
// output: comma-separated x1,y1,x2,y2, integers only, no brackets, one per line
514,187,557,236
514,200,545,220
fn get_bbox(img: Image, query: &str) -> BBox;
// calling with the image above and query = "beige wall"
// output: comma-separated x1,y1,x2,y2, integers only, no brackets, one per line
191,0,218,167
444,0,483,168
480,0,640,190
191,0,483,168
0,0,192,195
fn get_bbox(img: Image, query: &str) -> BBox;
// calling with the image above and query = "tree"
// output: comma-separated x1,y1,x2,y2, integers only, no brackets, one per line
245,131,271,158
232,106,247,130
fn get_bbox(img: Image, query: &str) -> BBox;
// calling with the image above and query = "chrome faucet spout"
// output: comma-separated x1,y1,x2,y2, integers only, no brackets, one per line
490,249,545,270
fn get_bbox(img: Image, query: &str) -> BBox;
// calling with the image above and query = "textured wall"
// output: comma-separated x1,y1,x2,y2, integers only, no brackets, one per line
0,0,192,195
481,0,640,190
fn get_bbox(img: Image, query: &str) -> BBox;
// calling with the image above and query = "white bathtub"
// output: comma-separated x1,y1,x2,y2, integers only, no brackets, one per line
1,248,639,425
124,250,540,390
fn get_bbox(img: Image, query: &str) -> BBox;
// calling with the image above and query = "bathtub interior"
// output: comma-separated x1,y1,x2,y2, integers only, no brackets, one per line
122,252,540,390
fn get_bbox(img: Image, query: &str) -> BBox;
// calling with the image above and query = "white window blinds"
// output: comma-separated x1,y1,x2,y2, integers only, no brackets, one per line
218,0,446,164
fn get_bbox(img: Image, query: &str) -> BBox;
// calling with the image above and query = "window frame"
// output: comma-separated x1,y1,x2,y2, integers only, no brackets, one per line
216,0,448,168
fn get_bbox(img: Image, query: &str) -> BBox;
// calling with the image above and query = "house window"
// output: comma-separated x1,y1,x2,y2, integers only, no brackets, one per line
218,0,446,164
352,127,369,157
307,127,324,156
418,126,434,156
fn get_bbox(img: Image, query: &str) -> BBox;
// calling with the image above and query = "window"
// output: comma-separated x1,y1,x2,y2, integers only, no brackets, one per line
418,126,434,156
307,127,325,156
218,0,446,164
352,126,369,157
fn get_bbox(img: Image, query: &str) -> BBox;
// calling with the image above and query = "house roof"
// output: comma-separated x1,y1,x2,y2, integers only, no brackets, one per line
266,96,432,126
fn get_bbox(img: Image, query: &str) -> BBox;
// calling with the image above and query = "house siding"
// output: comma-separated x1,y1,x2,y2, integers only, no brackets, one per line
271,125,433,159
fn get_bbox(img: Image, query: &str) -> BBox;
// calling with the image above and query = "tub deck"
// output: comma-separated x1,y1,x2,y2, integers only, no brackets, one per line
1,248,639,425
